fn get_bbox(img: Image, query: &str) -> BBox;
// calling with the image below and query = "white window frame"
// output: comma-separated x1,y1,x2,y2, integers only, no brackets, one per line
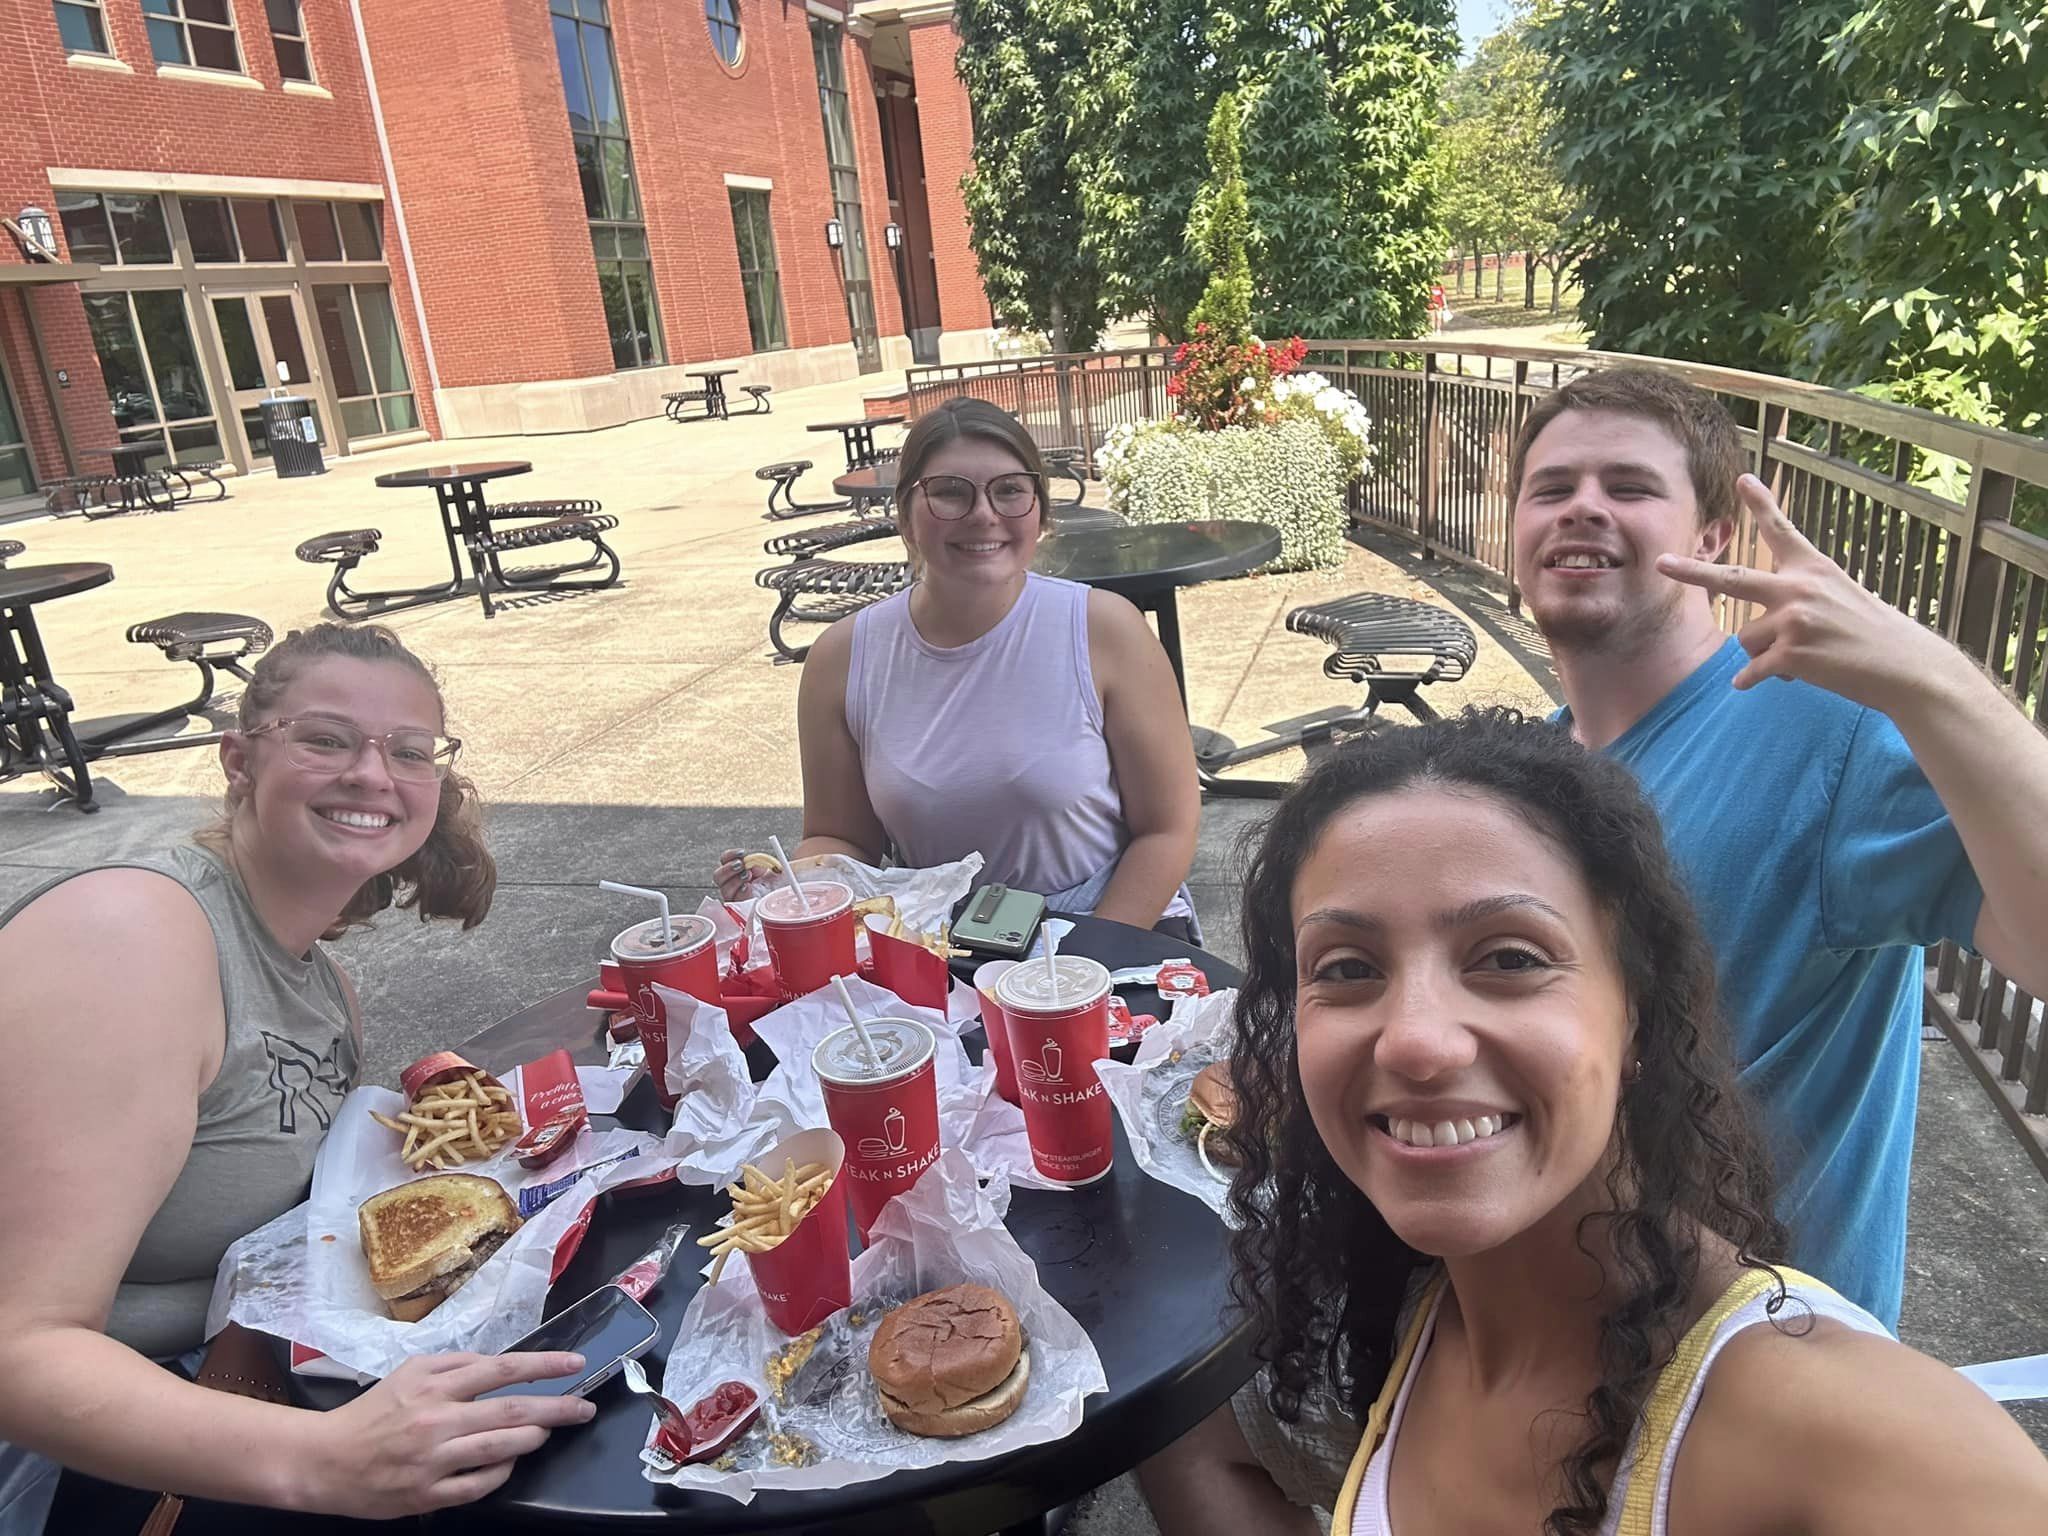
143,0,246,75
52,0,114,55
266,0,314,83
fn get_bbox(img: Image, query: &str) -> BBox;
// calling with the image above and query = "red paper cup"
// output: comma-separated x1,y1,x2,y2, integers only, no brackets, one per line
744,1128,853,1335
864,915,950,1012
974,959,1020,1105
813,1017,940,1240
997,956,1115,1185
612,914,724,1107
757,881,859,999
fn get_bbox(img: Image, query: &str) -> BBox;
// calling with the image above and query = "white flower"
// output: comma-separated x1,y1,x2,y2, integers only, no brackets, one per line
1240,376,1257,391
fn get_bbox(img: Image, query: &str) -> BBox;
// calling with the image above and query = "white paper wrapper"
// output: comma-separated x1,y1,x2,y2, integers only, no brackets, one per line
208,1087,677,1379
640,1151,1104,1499
1096,988,1239,1220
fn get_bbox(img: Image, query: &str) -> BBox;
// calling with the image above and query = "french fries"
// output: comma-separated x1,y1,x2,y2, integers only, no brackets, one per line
882,912,971,961
696,1158,834,1283
369,1070,522,1172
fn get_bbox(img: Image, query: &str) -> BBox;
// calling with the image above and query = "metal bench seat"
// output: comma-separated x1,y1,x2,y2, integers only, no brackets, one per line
163,461,228,503
82,610,274,761
0,539,23,568
754,556,911,661
484,497,603,522
469,513,621,615
739,384,773,414
757,459,852,522
763,518,900,559
1288,592,1479,690
664,390,714,421
476,512,619,554
296,528,383,565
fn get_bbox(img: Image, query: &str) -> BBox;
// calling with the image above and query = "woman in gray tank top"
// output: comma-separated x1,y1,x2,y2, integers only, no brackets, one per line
0,624,591,1534
718,397,1202,935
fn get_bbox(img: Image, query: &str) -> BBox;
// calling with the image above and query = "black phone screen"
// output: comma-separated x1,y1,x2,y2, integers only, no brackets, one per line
478,1286,659,1399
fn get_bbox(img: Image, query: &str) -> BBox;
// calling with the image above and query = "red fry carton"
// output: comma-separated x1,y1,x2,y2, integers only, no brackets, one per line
740,1127,852,1335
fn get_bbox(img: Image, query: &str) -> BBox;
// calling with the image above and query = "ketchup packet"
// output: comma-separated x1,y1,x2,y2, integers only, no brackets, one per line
611,1221,694,1304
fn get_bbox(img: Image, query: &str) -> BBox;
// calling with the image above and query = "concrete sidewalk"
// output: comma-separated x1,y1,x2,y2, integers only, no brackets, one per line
0,377,2038,1518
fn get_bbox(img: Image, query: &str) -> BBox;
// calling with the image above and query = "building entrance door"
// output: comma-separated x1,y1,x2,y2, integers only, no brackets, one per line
209,290,327,464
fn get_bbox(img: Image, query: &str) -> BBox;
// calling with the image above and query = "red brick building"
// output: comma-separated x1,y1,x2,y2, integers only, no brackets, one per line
0,0,992,505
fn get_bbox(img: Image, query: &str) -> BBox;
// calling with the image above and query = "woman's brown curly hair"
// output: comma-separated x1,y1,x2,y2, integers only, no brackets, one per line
1223,708,1786,1535
199,622,495,938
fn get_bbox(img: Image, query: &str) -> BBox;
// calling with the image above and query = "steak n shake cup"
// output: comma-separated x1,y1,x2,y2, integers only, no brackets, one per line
812,1017,941,1240
997,955,1115,1185
757,880,859,999
973,959,1021,1105
611,913,721,1108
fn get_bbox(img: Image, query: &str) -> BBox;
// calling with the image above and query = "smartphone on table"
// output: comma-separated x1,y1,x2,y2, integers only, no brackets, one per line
953,883,1047,959
478,1284,660,1400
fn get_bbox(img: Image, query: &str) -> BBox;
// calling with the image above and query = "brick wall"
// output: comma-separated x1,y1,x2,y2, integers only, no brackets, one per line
906,18,985,336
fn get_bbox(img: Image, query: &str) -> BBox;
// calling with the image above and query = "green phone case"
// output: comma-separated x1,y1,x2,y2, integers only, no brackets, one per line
953,883,1047,959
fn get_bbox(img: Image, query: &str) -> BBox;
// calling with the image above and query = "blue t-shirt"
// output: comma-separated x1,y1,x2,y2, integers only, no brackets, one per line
1568,637,1981,1329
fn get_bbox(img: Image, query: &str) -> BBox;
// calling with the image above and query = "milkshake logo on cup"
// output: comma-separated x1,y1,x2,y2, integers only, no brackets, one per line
858,1106,910,1161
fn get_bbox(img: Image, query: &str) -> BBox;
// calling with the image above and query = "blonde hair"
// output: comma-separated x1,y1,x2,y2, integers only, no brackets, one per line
200,623,496,936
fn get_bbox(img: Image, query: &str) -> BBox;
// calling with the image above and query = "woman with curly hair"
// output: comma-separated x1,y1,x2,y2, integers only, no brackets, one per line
1142,709,2045,1535
0,624,594,1535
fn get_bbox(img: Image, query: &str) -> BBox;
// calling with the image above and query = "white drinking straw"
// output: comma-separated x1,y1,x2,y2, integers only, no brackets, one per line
1043,922,1061,1004
769,834,810,914
598,880,671,945
831,974,881,1069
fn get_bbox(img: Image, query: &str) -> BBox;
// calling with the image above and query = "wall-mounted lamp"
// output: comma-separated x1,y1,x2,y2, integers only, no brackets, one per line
824,218,845,249
16,206,56,259
884,222,902,250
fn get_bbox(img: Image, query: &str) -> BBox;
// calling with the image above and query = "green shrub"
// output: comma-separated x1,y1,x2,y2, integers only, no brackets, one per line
1105,416,1349,571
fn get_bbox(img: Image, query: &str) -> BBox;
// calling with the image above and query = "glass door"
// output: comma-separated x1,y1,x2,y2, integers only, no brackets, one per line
0,357,33,499
811,20,882,374
209,290,325,463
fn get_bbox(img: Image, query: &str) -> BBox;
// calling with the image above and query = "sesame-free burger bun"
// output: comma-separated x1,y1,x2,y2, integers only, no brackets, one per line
868,1284,1029,1438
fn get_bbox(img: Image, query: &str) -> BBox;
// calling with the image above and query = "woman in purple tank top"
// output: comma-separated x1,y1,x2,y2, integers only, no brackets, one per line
719,398,1200,935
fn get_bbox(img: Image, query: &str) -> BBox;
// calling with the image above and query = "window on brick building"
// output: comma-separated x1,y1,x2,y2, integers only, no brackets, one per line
313,283,418,438
144,0,244,73
728,189,787,353
57,192,173,266
265,0,313,82
704,0,741,68
551,0,665,369
178,197,287,263
810,19,881,373
81,289,224,467
52,0,112,54
0,360,32,498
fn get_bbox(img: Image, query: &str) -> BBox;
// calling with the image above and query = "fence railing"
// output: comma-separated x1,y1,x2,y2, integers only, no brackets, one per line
906,340,2048,1169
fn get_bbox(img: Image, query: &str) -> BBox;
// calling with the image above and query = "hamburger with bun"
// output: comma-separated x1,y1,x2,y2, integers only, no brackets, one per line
868,1284,1029,1437
1181,1061,1241,1178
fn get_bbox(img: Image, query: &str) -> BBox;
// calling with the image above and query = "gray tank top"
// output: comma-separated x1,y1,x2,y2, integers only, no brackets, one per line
0,844,357,1357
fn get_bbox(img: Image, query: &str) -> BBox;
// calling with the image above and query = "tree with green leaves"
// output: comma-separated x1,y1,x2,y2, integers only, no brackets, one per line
1433,10,1576,301
1791,0,2047,434
953,0,1108,352
1188,93,1254,344
1533,0,1858,369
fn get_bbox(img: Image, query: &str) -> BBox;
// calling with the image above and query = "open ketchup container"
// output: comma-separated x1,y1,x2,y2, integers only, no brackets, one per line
757,881,858,999
611,914,727,1106
743,1127,852,1335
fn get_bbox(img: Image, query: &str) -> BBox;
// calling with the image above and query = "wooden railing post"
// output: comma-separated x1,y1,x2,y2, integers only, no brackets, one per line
1947,456,2019,665
1421,351,1440,561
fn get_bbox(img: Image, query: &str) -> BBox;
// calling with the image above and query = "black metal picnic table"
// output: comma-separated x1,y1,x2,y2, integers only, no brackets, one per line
88,444,177,513
688,369,740,421
810,414,905,473
359,461,533,615
0,561,113,809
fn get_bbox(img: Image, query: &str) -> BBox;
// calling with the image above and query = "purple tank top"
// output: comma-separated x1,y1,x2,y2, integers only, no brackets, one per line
846,574,1128,898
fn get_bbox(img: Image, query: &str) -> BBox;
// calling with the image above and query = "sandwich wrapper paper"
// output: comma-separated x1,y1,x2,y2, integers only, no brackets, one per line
1096,987,1239,1222
657,975,1058,1192
209,1052,681,1381
639,1150,1105,1499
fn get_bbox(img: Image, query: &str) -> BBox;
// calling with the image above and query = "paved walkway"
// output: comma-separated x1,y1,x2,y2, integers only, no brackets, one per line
0,373,2037,1523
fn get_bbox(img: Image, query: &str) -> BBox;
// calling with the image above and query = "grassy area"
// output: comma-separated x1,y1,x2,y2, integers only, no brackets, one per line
1441,267,1581,331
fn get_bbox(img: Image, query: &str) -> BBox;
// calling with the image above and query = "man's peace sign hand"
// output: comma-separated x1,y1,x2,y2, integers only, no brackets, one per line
1655,473,1951,714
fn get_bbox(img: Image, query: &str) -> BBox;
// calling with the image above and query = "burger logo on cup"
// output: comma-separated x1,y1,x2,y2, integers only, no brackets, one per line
858,1106,910,1160
1017,1039,1103,1109
1018,1040,1064,1086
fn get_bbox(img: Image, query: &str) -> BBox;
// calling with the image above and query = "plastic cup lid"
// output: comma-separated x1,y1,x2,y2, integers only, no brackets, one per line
813,1017,935,1084
611,913,716,960
996,955,1111,1013
757,880,852,923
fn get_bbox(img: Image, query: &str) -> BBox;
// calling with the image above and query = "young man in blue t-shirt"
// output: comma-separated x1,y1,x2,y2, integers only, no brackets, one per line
1512,367,2048,1328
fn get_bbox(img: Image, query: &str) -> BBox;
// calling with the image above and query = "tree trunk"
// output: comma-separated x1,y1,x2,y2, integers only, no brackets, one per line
1524,256,1536,311
1548,251,1564,315
1048,293,1071,356
1493,251,1504,303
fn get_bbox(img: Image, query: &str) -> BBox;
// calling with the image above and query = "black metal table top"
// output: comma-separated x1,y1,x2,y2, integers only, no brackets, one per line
810,415,906,432
1032,519,1280,600
94,443,156,471
373,462,534,489
687,368,740,379
832,463,897,499
318,915,1250,1532
0,562,114,608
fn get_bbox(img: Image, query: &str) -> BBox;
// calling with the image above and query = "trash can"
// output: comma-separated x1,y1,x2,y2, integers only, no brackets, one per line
259,395,326,478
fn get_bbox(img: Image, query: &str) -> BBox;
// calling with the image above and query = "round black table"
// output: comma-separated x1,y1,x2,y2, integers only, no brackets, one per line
314,916,1251,1533
686,370,740,420
832,462,897,510
1036,520,1283,798
0,562,115,810
811,415,906,473
366,462,534,618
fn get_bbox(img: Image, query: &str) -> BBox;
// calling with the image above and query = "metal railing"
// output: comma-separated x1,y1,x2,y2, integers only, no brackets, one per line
906,340,2048,1170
